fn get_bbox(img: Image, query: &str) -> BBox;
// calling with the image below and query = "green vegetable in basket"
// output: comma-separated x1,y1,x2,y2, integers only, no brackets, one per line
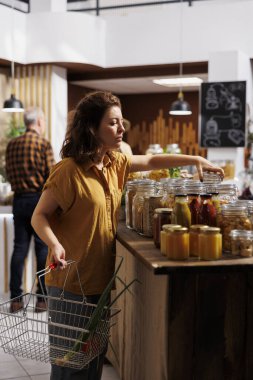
55,257,137,366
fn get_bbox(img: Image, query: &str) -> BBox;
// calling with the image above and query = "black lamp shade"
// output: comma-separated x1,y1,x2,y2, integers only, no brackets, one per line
169,92,192,116
2,94,24,113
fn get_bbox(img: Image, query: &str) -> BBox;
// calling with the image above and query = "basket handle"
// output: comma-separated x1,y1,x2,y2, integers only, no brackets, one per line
25,260,86,312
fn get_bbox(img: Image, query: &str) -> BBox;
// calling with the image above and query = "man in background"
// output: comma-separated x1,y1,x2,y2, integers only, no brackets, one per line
5,107,55,313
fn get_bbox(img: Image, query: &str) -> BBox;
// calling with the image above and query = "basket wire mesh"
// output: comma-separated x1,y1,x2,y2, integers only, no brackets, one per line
0,260,118,369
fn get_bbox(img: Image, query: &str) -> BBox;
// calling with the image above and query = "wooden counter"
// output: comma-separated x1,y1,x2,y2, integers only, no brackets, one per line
108,222,253,380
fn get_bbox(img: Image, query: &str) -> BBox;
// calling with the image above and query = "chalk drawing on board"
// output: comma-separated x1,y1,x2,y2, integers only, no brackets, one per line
200,81,246,148
205,83,242,112
202,112,245,147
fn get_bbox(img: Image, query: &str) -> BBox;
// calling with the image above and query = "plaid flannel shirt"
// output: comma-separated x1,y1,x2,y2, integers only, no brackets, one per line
5,129,55,193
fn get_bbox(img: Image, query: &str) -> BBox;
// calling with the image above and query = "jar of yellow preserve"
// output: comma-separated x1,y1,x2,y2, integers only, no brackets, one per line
164,224,182,258
199,227,222,260
167,227,189,260
160,225,172,256
189,224,209,258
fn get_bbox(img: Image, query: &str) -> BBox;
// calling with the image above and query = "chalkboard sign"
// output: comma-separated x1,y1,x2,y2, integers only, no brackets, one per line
200,81,246,148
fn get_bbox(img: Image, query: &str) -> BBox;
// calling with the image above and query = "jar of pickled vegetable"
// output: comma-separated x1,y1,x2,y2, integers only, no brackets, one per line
172,194,191,227
189,224,209,257
230,229,253,257
132,181,156,234
199,227,222,260
153,208,173,248
167,227,189,260
199,194,217,226
220,205,251,253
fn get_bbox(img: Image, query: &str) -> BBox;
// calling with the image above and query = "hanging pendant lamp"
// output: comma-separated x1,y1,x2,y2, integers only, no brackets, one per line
169,0,192,116
2,1,24,113
169,90,192,116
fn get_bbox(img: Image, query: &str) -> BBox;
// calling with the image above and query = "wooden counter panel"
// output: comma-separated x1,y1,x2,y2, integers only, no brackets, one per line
117,222,253,275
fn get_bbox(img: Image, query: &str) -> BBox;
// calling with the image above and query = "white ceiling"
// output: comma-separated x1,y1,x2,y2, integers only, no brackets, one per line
71,73,208,94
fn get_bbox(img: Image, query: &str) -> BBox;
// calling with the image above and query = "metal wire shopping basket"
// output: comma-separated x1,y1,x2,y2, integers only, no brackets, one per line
0,260,119,369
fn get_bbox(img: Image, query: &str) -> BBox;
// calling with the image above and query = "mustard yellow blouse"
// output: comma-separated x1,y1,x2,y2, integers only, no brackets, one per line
44,151,131,295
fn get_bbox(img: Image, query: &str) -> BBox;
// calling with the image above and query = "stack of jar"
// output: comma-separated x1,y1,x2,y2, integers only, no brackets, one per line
125,171,253,259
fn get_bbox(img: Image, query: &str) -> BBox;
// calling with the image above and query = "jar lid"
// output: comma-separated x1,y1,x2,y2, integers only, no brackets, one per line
203,171,223,184
172,227,188,233
162,224,181,231
190,224,209,232
201,227,221,234
154,208,173,214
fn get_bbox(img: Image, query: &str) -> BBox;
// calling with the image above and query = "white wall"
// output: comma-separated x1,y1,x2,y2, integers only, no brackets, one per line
0,0,252,68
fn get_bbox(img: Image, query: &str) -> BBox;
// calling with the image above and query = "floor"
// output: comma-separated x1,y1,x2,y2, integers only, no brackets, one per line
0,347,120,379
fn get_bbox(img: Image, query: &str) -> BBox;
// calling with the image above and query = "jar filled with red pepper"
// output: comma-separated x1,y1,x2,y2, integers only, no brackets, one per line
199,193,217,226
185,182,205,225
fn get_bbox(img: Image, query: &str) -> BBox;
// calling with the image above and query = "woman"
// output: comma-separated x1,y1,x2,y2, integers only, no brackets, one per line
31,91,224,379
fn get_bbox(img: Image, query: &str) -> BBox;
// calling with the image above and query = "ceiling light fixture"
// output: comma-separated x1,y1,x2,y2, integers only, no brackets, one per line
169,0,192,116
153,77,203,87
2,0,24,113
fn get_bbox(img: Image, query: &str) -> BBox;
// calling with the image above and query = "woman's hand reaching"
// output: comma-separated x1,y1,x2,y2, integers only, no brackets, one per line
195,156,225,181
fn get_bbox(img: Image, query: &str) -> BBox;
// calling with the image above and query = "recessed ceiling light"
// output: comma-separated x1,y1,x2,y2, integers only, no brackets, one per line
153,77,203,87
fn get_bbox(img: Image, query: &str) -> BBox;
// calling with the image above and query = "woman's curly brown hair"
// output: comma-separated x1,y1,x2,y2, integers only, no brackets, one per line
61,91,121,163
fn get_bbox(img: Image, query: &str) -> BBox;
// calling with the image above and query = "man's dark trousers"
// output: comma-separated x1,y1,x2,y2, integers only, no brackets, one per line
10,193,48,300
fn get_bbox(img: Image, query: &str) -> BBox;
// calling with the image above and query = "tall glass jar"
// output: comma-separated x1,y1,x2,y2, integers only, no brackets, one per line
132,181,156,234
153,208,173,248
220,205,251,253
185,183,205,225
125,181,139,229
143,195,163,237
199,227,222,260
145,144,163,155
199,194,217,226
172,193,191,228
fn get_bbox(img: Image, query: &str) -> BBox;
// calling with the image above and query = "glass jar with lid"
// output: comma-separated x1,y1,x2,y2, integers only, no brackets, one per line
216,183,238,204
203,171,223,186
199,227,222,260
185,182,205,225
125,180,140,229
142,195,163,237
160,224,181,256
145,144,163,155
172,193,191,228
189,224,209,257
167,227,189,260
166,143,181,154
230,229,253,257
199,193,217,226
220,204,251,253
153,208,173,248
132,180,156,234
161,178,182,209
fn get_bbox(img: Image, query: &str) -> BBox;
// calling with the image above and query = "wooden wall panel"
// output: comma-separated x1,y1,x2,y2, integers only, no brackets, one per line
16,64,52,142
